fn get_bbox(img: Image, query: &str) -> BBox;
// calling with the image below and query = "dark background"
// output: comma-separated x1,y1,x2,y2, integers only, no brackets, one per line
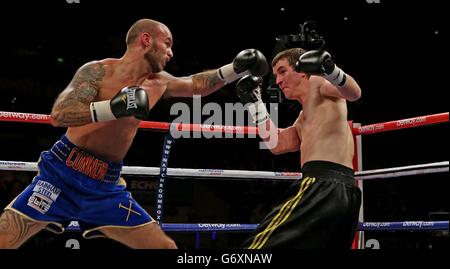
0,0,447,249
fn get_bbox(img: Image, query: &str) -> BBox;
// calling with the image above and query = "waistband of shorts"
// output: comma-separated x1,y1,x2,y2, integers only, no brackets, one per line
301,160,354,182
49,134,123,183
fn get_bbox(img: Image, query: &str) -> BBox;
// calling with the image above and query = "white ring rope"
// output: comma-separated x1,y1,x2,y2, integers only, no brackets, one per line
0,160,447,180
355,161,449,180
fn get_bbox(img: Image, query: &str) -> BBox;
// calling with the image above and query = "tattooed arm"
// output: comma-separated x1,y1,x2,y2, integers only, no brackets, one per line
162,70,226,98
50,61,105,127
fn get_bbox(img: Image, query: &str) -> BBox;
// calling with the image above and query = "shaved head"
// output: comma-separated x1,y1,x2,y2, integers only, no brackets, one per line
124,18,173,73
126,19,166,46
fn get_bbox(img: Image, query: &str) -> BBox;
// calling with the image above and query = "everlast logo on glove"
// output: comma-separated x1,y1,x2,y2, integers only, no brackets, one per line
90,85,149,122
124,88,138,110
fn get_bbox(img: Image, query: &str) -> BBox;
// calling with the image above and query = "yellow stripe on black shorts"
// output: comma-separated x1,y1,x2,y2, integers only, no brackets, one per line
247,176,317,249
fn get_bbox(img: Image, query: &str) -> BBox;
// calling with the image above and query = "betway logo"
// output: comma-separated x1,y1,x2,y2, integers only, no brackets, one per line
396,117,426,127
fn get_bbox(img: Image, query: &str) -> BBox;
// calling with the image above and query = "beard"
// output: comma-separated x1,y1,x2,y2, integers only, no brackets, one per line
144,46,162,73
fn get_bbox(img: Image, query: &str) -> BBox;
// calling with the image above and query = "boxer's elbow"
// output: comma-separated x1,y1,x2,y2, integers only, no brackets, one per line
50,109,73,127
271,147,300,155
50,110,65,127
270,147,285,155
346,89,361,102
268,142,296,155
264,129,300,155
345,77,362,102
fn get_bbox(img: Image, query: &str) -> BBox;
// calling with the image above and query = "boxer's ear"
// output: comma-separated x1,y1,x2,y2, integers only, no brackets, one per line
141,32,153,48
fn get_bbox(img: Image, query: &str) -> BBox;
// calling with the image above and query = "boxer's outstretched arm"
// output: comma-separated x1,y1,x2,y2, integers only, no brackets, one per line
164,48,269,98
191,70,226,96
51,62,104,127
164,70,226,97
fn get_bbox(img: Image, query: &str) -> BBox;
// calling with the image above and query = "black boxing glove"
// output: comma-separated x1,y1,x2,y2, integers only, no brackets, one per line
295,49,347,87
90,86,149,122
236,75,263,104
236,75,269,125
217,49,269,84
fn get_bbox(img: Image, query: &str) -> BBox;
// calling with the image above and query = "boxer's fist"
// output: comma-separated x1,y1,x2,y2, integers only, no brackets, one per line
110,86,149,119
294,49,335,75
235,75,263,104
296,50,348,87
217,49,269,84
90,86,149,122
233,49,269,77
236,75,269,125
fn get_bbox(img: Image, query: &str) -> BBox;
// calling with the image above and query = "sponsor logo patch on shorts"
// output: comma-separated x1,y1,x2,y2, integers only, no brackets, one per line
27,192,53,214
27,180,61,214
32,180,61,200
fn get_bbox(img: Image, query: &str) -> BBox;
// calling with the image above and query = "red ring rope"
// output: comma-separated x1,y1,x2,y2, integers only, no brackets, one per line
0,111,447,136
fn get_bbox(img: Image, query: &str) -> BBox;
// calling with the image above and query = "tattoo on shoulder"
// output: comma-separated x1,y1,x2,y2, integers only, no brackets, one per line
51,62,106,126
70,62,105,102
55,62,105,108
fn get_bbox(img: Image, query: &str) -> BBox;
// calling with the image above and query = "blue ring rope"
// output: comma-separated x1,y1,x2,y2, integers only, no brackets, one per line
65,221,448,232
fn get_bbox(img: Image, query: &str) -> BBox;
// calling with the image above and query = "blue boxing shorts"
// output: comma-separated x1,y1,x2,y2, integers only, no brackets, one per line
5,134,154,238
